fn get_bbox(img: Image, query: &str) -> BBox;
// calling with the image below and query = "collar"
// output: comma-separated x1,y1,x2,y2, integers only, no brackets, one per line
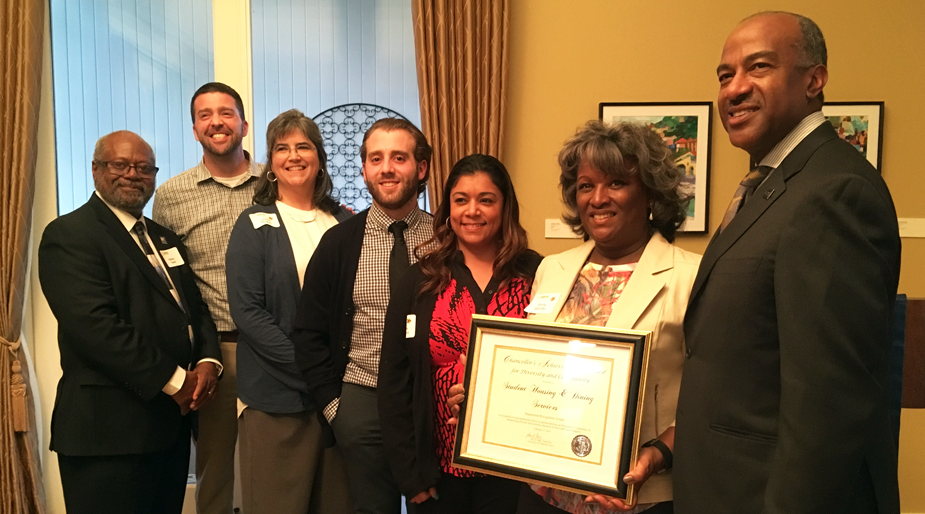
194,150,261,186
367,202,426,232
759,111,827,169
94,191,144,232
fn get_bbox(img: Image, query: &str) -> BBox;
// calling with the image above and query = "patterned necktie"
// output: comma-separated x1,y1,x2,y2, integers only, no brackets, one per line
132,221,183,311
719,165,773,232
388,220,410,299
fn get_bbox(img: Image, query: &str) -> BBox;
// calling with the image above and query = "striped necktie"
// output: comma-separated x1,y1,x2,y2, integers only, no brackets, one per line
132,221,184,311
719,165,773,232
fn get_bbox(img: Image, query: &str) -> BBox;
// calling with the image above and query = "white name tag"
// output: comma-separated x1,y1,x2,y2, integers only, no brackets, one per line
249,212,280,229
524,293,560,314
159,247,185,267
406,314,416,338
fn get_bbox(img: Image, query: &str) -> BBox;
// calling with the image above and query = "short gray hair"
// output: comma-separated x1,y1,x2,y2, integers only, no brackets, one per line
93,130,154,162
558,120,690,242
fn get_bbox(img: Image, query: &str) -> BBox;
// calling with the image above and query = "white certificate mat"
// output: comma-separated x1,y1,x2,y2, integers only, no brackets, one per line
453,316,651,502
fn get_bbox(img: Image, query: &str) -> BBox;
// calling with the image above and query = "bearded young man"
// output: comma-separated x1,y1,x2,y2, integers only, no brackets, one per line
292,118,434,514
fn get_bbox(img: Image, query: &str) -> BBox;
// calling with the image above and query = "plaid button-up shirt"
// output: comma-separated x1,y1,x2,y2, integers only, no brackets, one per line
152,156,261,332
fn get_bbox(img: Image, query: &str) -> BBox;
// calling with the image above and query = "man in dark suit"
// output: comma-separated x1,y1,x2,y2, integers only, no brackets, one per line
673,12,901,514
39,130,222,514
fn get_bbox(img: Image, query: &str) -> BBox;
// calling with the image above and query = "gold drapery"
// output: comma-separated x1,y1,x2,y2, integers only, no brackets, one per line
0,0,47,511
412,0,509,207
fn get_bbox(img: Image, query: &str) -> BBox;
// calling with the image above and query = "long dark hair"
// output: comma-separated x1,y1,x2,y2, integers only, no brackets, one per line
252,109,338,214
416,154,529,296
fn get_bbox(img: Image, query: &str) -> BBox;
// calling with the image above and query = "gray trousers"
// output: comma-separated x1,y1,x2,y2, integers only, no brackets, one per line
238,408,352,514
331,382,403,514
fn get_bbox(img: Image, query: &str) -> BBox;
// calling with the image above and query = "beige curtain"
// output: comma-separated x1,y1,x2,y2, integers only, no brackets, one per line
412,0,509,207
0,0,47,512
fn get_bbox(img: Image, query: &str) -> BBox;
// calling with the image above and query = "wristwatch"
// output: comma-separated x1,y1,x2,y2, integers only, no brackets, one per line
641,438,673,471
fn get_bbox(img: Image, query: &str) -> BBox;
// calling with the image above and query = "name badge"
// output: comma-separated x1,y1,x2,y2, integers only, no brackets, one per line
249,212,280,229
524,293,560,314
406,315,416,338
159,247,185,267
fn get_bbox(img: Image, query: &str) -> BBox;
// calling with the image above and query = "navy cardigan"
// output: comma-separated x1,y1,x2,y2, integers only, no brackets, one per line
226,202,351,414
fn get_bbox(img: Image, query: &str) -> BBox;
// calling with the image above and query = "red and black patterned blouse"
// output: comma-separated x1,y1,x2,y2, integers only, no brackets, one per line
429,269,533,476
378,250,541,496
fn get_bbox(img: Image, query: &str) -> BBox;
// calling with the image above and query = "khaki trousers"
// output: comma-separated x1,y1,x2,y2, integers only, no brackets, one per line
196,341,238,514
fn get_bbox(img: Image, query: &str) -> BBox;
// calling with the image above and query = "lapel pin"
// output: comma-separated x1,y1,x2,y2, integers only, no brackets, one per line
764,189,775,200
160,236,168,245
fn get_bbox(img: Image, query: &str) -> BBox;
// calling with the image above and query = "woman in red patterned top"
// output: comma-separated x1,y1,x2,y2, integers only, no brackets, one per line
379,154,541,514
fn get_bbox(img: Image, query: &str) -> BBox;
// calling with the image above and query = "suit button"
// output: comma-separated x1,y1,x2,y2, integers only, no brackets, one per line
685,348,692,359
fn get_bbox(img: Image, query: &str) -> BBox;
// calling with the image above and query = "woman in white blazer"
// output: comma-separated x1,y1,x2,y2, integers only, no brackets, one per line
448,121,701,514
521,120,701,514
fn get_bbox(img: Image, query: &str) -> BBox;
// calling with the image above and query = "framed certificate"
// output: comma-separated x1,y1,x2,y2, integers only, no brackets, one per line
452,315,651,502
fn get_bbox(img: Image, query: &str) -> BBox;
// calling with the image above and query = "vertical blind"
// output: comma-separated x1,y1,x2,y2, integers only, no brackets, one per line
250,0,421,162
50,0,214,215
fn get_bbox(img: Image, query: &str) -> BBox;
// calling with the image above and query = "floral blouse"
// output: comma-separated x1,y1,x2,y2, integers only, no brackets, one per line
532,261,655,514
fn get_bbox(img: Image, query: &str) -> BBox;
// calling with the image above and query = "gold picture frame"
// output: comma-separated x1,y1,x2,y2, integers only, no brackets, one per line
452,315,651,502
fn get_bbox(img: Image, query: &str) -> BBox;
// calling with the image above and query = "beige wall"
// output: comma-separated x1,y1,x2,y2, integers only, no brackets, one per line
503,0,924,511
25,0,924,511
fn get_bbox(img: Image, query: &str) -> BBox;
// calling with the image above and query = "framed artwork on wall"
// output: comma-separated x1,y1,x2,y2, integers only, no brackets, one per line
599,102,712,233
822,102,884,172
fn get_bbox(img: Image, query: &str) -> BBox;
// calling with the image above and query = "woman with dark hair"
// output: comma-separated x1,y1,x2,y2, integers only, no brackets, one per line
450,121,702,514
226,109,352,513
378,154,541,514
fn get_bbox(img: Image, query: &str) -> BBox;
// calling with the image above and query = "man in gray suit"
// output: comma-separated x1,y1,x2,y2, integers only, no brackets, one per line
673,12,901,514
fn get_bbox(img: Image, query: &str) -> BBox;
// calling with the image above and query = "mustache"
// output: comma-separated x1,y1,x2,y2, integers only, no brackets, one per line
115,178,147,189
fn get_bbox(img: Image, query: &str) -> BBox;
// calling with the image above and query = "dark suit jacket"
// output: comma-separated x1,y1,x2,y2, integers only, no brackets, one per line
673,123,901,514
38,194,220,457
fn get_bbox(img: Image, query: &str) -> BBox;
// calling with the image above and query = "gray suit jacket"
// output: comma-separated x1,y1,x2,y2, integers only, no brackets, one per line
674,122,901,514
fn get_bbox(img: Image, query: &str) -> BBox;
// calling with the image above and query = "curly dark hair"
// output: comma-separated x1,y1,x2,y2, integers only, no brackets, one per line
558,120,690,242
416,154,529,296
252,109,338,214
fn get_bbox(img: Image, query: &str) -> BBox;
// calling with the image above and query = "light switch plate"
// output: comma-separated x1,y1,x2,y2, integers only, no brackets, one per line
898,218,925,238
545,219,581,239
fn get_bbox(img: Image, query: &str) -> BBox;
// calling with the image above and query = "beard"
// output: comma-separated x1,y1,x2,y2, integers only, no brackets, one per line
199,130,243,157
366,174,420,212
96,176,154,215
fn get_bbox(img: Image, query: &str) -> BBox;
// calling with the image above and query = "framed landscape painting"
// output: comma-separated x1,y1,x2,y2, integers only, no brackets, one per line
599,102,712,233
822,102,884,171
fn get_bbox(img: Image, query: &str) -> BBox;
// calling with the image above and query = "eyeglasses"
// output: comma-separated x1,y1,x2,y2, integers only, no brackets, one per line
95,160,159,177
273,143,316,156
